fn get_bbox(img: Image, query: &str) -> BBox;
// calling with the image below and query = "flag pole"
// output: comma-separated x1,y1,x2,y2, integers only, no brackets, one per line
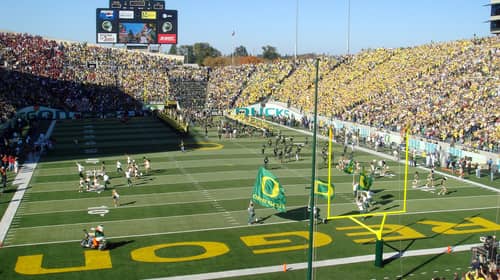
327,127,332,216
307,58,320,280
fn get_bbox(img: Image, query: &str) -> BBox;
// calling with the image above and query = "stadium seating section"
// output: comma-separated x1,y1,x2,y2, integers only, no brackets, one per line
0,32,498,152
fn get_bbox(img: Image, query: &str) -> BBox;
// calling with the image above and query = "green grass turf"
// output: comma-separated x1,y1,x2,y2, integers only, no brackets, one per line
0,117,498,279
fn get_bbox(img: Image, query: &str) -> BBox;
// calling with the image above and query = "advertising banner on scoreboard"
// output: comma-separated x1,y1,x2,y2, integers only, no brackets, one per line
97,33,118,43
96,9,118,43
119,10,134,19
98,9,116,20
157,10,178,44
141,11,157,20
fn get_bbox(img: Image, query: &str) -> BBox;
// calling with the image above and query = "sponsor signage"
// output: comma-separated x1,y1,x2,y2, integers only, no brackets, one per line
99,10,115,20
96,9,119,43
158,34,176,44
141,10,157,19
119,10,134,19
97,33,117,43
157,10,177,44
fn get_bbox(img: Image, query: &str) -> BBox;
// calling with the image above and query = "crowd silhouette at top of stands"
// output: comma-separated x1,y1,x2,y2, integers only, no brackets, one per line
0,32,498,152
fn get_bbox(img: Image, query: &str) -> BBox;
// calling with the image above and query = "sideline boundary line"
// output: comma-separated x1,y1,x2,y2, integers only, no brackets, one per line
0,120,56,244
145,243,479,280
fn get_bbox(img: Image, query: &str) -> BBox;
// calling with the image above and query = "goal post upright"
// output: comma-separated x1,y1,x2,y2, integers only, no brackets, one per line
325,130,411,267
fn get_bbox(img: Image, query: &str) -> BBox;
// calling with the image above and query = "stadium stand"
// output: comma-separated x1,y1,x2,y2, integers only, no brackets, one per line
0,31,498,152
168,66,209,110
206,64,255,111
235,60,294,107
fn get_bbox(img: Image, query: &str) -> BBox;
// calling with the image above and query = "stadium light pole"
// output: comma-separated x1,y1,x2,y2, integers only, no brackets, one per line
347,0,351,54
231,30,236,65
295,0,299,61
306,58,320,280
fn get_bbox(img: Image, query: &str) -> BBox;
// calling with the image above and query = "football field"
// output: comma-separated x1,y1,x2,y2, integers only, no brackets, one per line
0,116,499,280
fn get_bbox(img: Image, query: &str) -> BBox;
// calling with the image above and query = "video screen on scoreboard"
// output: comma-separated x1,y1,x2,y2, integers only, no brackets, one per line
118,22,157,44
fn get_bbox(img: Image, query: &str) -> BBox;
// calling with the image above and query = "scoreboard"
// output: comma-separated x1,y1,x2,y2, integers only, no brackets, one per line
96,0,177,44
109,0,165,10
492,0,500,34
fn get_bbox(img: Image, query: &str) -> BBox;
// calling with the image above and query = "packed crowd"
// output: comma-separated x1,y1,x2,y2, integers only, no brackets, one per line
168,66,209,109
206,64,256,111
329,37,499,152
207,37,499,152
275,56,340,113
235,60,294,107
0,32,498,151
0,32,176,116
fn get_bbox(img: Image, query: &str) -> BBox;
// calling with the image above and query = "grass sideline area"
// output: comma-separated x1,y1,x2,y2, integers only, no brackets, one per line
0,116,498,279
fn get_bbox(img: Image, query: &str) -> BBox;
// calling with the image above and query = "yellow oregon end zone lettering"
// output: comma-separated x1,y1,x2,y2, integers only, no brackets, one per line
130,241,229,263
418,217,500,235
186,142,224,151
15,251,112,275
240,231,332,254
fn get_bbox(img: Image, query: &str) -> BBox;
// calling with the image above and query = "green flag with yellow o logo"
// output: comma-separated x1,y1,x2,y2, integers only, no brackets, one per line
314,179,335,200
252,167,286,212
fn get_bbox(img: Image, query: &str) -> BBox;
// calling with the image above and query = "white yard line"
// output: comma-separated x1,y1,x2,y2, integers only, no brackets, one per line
18,192,500,216
145,243,481,280
168,152,241,225
0,120,56,244
4,204,499,249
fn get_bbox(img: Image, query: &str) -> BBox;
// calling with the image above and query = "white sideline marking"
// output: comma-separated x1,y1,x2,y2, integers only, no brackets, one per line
0,120,56,244
145,243,481,280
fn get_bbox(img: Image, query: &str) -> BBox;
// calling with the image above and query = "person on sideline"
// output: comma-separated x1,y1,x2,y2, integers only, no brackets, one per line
248,201,256,225
112,189,120,207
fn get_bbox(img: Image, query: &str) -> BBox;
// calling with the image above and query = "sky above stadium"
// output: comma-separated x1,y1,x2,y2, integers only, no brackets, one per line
0,0,492,56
